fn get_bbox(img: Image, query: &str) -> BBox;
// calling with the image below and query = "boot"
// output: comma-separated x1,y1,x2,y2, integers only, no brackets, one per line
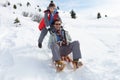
72,59,83,70
38,43,42,48
55,60,65,72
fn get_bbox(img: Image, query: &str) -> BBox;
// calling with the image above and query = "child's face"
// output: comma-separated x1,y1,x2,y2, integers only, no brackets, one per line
49,6,55,13
54,21,61,30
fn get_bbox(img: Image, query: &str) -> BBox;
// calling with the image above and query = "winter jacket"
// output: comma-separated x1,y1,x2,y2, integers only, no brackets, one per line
48,28,72,48
38,10,61,31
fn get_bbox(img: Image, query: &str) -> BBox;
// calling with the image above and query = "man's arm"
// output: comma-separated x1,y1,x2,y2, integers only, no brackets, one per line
65,31,72,44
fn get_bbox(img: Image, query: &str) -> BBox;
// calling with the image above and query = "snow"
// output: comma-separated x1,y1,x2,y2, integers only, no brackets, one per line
0,0,120,80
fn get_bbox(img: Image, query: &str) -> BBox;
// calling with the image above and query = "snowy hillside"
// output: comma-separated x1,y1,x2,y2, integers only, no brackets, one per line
0,0,120,80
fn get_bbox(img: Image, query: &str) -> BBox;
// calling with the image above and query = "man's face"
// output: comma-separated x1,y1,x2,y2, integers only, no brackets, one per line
54,21,61,30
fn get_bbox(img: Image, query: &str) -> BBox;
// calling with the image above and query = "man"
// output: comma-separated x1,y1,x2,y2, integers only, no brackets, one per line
48,19,83,72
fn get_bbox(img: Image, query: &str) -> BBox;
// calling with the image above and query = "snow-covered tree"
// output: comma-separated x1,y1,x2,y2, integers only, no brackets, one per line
22,11,29,17
13,4,17,9
27,2,31,7
17,3,22,7
57,6,60,10
70,10,76,19
14,17,21,27
31,14,42,23
7,1,10,6
97,12,101,19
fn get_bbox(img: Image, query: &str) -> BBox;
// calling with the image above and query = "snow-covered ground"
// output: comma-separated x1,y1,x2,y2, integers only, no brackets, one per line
0,0,120,80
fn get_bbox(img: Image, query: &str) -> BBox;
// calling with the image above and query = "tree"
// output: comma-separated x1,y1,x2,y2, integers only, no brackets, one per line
22,11,29,17
14,17,21,27
2,1,10,7
70,10,76,19
38,8,41,12
37,5,39,7
13,4,17,9
57,6,60,10
97,12,101,19
18,3,22,6
27,2,31,7
7,2,10,6
105,15,107,17
31,14,42,23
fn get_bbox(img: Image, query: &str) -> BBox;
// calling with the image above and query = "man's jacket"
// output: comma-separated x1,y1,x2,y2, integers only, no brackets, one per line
48,29,72,48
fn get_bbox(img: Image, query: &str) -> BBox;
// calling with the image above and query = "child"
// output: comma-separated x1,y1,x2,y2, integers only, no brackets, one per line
38,1,62,48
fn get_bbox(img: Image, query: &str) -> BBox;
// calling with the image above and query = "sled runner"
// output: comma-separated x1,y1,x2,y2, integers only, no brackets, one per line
53,56,83,72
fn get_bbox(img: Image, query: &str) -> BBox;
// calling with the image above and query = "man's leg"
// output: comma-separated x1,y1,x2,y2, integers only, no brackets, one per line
50,43,61,61
70,41,83,69
50,43,65,72
70,41,82,60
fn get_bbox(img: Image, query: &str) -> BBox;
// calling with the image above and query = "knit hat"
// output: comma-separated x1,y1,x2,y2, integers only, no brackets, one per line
48,1,56,8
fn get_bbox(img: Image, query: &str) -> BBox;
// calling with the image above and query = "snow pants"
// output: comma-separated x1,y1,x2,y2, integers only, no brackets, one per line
38,28,48,44
38,26,54,44
50,41,82,61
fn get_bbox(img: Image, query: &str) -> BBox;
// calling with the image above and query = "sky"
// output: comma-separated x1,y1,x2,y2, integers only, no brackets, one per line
0,0,120,15
51,0,106,11
49,0,120,15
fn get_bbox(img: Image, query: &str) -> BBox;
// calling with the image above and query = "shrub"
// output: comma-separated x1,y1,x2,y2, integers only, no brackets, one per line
31,14,42,23
22,11,29,17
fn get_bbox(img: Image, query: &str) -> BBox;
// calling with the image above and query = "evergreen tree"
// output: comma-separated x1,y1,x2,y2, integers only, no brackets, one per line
37,5,39,7
27,2,31,7
8,2,10,6
97,12,101,19
14,17,21,27
70,10,76,19
18,3,22,6
13,4,17,9
14,18,20,23
105,15,107,17
22,11,29,17
57,6,60,10
3,4,7,7
38,8,41,12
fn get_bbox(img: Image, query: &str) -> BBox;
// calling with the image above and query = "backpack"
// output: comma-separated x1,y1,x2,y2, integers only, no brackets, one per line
38,18,45,31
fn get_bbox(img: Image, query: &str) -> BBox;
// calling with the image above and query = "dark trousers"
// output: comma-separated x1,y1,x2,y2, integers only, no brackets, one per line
50,41,82,61
38,28,48,43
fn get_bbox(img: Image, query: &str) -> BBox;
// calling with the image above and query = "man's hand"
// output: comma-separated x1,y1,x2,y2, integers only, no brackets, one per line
57,40,67,46
62,40,67,46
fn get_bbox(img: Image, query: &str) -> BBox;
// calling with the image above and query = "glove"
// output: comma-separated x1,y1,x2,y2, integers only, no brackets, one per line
57,40,67,46
62,39,67,46
46,26,50,30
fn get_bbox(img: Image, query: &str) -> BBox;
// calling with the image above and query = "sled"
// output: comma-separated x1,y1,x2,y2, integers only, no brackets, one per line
52,56,83,72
